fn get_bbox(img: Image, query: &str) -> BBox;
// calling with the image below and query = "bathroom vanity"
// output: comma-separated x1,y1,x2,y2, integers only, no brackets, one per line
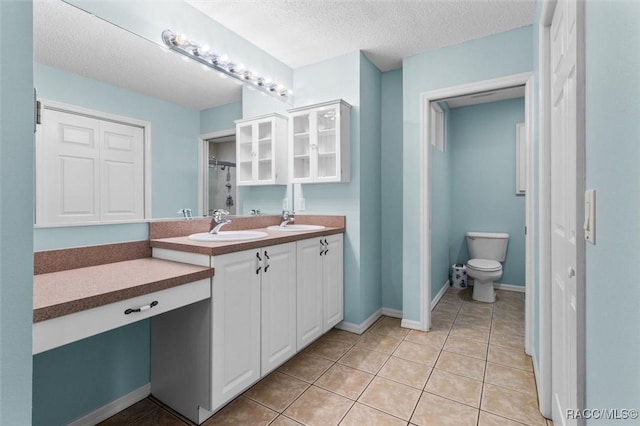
148,215,345,424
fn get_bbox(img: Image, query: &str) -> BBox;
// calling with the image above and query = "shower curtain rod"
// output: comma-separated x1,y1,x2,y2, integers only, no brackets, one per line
208,159,236,168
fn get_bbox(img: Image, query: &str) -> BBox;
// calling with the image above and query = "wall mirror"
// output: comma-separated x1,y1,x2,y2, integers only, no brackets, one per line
33,0,289,226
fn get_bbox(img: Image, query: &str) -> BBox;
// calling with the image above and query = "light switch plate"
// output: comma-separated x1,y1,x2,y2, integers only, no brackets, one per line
584,189,596,244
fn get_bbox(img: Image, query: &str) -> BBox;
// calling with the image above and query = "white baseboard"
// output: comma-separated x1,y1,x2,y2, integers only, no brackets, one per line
494,282,526,293
400,318,423,331
431,280,450,309
381,307,403,318
69,383,151,426
335,308,383,334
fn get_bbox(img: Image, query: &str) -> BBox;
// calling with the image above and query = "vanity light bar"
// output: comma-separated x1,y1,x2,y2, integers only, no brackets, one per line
162,29,291,100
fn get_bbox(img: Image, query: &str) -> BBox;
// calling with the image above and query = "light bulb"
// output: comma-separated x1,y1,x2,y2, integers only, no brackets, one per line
174,33,187,46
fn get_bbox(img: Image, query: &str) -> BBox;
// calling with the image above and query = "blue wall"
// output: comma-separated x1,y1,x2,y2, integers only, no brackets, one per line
402,25,533,322
33,321,150,426
449,98,526,286
380,70,403,311
0,1,34,424
201,101,242,134
359,53,383,321
584,0,640,419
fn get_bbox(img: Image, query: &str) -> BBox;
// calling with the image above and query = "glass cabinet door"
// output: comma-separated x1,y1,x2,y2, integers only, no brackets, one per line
256,120,274,182
292,114,311,181
314,106,338,180
237,123,254,183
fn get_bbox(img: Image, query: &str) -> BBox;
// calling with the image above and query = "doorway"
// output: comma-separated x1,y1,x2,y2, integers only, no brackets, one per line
418,72,535,350
199,130,238,216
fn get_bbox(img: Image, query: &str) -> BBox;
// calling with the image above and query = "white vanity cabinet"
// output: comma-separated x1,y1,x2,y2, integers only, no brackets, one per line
296,234,344,349
235,113,288,186
151,243,297,424
288,100,350,184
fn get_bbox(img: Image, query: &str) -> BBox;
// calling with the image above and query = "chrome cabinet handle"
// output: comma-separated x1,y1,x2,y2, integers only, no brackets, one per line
124,301,158,315
320,239,326,256
323,238,329,255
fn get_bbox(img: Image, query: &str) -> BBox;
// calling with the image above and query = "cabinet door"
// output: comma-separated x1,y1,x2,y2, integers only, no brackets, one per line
323,234,344,332
291,113,312,183
296,238,324,350
260,243,297,375
236,122,255,184
211,249,261,409
314,105,340,182
255,119,275,183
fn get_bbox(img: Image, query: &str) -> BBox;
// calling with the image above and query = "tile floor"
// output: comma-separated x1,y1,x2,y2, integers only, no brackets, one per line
100,287,553,426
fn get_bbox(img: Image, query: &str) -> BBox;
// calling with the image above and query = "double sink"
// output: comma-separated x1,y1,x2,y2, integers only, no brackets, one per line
188,224,326,242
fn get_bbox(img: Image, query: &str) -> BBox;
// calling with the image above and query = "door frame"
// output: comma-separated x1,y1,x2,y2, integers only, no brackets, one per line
418,72,535,343
198,129,236,217
538,0,587,420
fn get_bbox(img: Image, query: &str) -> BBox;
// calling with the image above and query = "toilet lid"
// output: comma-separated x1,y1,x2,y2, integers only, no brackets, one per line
467,259,501,272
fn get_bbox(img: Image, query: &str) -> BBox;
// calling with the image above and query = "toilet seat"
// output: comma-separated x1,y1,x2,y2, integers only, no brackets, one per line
467,258,501,272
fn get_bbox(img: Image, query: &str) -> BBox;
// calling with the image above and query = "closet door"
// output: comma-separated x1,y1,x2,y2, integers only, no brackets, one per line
39,109,101,224
100,120,144,221
37,108,145,225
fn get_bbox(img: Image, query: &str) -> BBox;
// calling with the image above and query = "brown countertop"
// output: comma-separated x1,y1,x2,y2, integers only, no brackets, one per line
150,226,345,256
34,258,214,323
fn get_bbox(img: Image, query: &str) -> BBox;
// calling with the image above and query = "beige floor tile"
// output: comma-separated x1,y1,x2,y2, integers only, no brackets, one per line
490,331,525,351
430,318,454,332
133,409,190,426
377,356,432,389
492,320,525,336
393,340,440,366
485,362,537,395
356,331,403,354
315,363,374,400
455,315,491,329
432,304,460,317
269,415,303,426
481,384,546,426
204,396,278,426
488,345,533,371
358,376,422,421
431,309,458,322
368,318,411,340
494,301,524,314
324,328,362,345
492,308,524,323
404,329,448,349
278,352,334,383
450,325,490,343
284,386,353,426
338,346,390,374
425,369,482,408
435,351,486,381
444,336,488,360
243,372,309,412
478,410,528,425
340,403,407,426
411,392,478,426
304,337,354,361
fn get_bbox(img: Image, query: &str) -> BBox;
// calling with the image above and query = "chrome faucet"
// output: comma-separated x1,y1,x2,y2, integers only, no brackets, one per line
280,210,295,227
177,208,193,220
210,209,231,234
250,209,261,216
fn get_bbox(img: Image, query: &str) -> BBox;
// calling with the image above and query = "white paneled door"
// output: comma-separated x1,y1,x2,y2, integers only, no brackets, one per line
550,0,580,424
38,108,144,225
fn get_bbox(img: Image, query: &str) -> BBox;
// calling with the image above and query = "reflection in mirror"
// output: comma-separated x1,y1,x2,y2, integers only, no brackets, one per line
206,134,237,215
33,0,278,224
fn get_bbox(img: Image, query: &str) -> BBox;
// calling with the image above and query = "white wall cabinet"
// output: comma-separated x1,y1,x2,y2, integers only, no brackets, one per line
235,113,288,186
296,234,344,349
288,100,351,183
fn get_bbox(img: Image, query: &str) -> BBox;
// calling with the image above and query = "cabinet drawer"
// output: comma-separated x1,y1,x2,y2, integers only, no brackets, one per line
33,278,211,354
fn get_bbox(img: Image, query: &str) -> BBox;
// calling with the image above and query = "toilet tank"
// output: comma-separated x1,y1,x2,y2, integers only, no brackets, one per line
466,232,510,261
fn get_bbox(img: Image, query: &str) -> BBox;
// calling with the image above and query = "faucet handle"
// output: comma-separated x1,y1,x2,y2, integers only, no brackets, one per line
213,209,230,222
282,210,293,220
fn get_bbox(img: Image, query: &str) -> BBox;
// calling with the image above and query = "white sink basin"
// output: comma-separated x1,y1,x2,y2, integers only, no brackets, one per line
188,231,268,242
267,224,326,232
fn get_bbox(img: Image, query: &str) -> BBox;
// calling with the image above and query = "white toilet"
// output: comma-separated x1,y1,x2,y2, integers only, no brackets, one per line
465,232,510,303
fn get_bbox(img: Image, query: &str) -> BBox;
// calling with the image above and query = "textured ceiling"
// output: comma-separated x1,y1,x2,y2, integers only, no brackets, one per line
185,0,536,72
34,0,242,111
